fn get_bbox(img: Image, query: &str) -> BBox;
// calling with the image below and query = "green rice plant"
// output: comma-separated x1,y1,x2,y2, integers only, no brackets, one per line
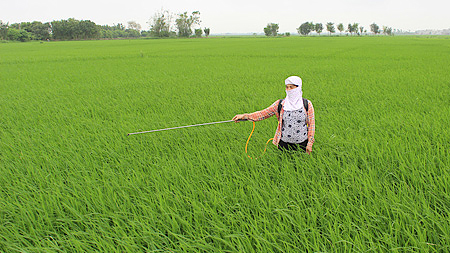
0,36,449,252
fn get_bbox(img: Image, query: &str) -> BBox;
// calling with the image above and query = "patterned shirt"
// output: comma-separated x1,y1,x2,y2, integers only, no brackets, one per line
281,107,308,143
246,99,315,149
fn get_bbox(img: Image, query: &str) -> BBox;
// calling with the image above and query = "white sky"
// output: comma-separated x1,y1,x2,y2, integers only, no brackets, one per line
2,0,449,33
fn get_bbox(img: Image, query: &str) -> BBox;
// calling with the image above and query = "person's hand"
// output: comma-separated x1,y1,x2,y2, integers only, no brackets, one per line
232,114,248,122
306,145,312,154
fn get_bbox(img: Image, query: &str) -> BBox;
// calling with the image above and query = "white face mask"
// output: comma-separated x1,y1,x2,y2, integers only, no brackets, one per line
284,86,303,111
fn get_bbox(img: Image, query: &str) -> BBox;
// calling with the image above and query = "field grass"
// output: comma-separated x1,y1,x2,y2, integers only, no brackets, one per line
1,36,450,252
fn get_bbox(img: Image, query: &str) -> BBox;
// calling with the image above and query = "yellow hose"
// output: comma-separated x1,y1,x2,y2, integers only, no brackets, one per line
245,121,273,159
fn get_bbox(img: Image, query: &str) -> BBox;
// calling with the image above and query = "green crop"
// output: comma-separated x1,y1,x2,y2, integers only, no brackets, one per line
1,36,450,252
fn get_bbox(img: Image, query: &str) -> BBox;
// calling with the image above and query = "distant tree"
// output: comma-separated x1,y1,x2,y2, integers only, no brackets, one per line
387,27,393,36
175,11,201,37
0,21,9,40
50,20,67,40
285,32,290,37
30,21,51,40
315,23,323,35
359,26,364,35
352,23,359,35
347,23,354,36
195,28,202,37
203,27,210,37
271,23,279,36
148,9,173,37
297,22,314,35
68,19,83,39
264,23,279,36
383,26,393,36
263,26,271,36
370,23,380,35
127,21,142,32
337,23,344,35
326,22,335,35
80,20,100,39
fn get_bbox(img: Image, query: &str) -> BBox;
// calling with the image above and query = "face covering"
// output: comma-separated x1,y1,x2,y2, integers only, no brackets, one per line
283,76,304,111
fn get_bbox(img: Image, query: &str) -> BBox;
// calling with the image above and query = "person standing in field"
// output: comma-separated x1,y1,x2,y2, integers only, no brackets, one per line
232,76,315,154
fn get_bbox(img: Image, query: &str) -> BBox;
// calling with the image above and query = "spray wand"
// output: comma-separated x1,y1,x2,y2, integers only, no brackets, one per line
127,119,271,159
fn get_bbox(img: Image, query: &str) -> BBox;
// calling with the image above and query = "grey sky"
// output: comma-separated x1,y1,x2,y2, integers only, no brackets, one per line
2,0,449,33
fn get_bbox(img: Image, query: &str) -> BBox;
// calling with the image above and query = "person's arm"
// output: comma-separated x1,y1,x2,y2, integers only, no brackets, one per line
306,101,315,154
232,100,278,122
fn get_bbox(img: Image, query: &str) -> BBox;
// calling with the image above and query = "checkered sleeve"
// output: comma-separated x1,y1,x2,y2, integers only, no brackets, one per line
306,100,315,149
246,101,278,122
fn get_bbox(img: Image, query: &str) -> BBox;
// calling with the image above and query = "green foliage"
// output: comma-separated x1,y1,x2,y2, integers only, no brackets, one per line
0,20,8,40
149,9,203,38
140,30,151,37
337,23,344,34
0,37,450,252
5,21,50,40
195,28,202,37
100,24,125,38
51,18,100,40
326,22,335,35
352,23,359,35
98,23,141,39
383,26,393,36
263,27,271,36
264,23,279,37
149,10,173,37
125,29,141,38
371,23,380,35
175,11,201,37
347,23,359,36
203,27,210,37
297,22,314,35
7,28,32,42
315,23,323,35
31,21,51,40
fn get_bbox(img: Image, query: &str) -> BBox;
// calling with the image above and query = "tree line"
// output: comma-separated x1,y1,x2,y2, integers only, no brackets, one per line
1,14,396,42
264,22,393,36
0,10,210,42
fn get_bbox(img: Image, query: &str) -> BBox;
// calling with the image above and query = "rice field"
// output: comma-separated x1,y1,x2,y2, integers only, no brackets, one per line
1,36,450,252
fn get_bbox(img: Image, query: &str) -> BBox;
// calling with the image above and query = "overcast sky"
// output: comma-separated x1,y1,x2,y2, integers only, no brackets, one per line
2,0,449,33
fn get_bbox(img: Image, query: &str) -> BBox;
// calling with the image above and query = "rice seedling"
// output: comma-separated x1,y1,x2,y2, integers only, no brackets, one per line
1,36,449,252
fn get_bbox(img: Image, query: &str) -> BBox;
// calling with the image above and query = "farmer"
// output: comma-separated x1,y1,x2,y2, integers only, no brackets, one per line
232,76,315,154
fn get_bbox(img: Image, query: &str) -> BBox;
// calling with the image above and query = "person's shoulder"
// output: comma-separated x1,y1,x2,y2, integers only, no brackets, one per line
307,99,314,110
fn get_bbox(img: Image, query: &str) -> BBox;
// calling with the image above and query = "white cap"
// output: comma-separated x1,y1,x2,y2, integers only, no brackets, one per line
284,76,302,86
